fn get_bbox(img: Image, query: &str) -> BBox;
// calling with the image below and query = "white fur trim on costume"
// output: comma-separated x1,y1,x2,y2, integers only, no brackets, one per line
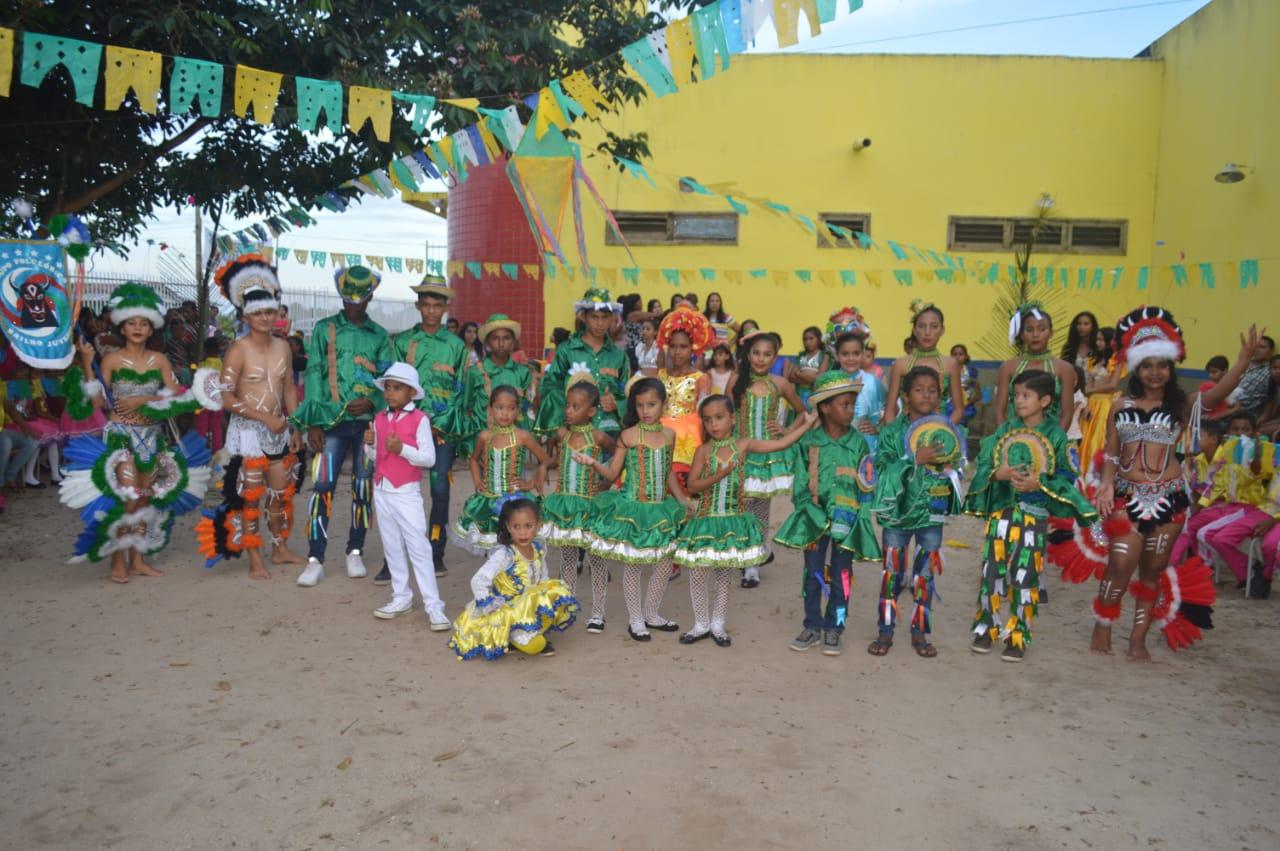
1125,339,1182,370
82,379,104,399
743,474,794,498
191,367,225,411
109,305,165,328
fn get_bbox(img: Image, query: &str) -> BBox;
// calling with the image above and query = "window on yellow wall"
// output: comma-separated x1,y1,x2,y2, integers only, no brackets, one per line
607,212,738,246
818,213,871,248
948,216,1127,255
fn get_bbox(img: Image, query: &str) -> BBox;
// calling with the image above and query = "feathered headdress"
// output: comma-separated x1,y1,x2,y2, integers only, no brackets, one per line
1008,300,1048,346
656,305,715,355
824,306,871,349
216,254,281,314
107,282,165,328
1116,306,1185,370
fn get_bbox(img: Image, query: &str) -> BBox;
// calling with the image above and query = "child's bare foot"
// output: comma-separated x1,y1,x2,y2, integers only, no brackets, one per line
109,553,129,584
129,554,164,578
1126,639,1152,663
270,544,306,565
247,550,271,580
1090,623,1113,655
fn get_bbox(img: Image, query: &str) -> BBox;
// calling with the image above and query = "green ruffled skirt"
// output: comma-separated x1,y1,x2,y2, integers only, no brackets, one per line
539,493,595,549
585,491,685,563
742,450,793,498
453,493,541,555
774,500,883,560
673,513,767,569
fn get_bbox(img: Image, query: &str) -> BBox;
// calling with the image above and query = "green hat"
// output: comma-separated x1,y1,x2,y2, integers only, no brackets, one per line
334,265,381,304
574,287,621,313
410,272,454,300
107,282,165,328
480,313,521,342
807,370,863,408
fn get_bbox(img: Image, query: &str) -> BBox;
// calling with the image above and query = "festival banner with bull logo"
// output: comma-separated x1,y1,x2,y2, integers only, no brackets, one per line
0,239,73,369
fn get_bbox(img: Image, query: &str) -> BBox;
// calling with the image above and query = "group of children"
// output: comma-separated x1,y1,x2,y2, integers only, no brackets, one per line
48,273,1267,669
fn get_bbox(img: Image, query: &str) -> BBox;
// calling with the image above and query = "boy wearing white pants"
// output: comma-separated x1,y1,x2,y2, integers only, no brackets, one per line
367,363,449,629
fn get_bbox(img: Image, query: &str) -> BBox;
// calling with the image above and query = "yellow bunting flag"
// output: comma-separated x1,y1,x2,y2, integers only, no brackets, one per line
521,264,542,281
476,119,503,160
817,270,837,288
0,28,12,97
666,18,697,85
919,269,935,282
348,86,392,141
406,258,424,274
366,255,384,270
447,260,462,277
771,270,789,288
534,86,569,138
482,262,501,277
723,269,742,284
559,70,609,117
294,249,307,264
597,267,617,285
234,65,283,124
864,270,883,288
103,45,162,113
642,268,661,286
442,97,480,112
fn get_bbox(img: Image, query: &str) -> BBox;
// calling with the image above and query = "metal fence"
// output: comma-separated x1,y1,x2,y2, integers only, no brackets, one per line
80,274,418,335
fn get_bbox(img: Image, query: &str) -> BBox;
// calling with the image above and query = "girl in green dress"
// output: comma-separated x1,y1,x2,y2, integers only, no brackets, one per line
453,385,549,554
881,301,966,427
992,302,1078,433
729,331,807,589
541,378,615,633
675,395,816,646
576,377,693,641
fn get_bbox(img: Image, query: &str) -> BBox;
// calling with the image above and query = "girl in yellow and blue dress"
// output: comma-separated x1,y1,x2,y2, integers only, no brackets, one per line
449,497,579,660
674,395,816,647
577,377,694,641
452,385,550,554
729,330,807,588
541,376,615,633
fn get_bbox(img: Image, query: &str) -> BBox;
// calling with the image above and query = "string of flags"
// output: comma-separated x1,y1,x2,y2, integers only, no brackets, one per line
224,243,445,277
443,256,1265,292
76,0,867,251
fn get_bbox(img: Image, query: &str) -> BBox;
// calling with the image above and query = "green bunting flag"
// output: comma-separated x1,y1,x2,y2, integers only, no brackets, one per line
296,77,343,132
21,33,102,106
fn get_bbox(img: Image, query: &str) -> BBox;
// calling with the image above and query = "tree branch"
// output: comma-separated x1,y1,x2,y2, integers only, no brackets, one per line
51,118,215,215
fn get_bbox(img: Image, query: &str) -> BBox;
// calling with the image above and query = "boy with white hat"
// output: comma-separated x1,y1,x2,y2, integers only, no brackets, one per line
364,361,449,627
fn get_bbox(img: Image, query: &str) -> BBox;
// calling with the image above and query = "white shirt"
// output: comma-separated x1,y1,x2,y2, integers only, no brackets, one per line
635,341,659,372
373,402,436,494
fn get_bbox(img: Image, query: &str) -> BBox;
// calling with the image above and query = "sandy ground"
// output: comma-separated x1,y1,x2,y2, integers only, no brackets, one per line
1,469,1278,851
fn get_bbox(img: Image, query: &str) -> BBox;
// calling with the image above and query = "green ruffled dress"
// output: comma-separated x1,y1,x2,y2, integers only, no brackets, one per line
738,376,793,498
453,427,530,554
774,426,882,560
586,425,685,564
540,425,603,550
871,414,965,530
674,439,768,569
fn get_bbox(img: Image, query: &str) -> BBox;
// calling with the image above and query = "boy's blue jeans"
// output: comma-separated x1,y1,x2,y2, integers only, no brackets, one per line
878,526,943,637
802,536,852,632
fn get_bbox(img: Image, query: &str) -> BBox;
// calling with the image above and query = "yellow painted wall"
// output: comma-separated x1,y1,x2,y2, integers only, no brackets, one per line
542,4,1276,367
1146,0,1279,365
553,53,1164,360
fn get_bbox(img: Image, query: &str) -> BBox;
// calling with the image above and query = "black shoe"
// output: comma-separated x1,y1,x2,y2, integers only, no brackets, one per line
679,629,711,645
1039,585,1049,605
586,618,605,634
373,564,391,586
1000,641,1025,663
540,641,556,657
627,625,651,642
711,631,732,648
1248,577,1272,600
971,633,994,655
645,619,680,632
434,563,448,577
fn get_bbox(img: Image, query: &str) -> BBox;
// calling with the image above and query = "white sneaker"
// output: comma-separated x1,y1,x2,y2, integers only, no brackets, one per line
346,549,367,578
427,610,451,632
374,599,414,620
297,558,324,587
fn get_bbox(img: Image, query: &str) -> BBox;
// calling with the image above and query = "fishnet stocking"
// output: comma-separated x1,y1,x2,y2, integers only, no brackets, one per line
623,565,645,630
643,558,673,625
559,547,579,594
561,548,608,621
711,568,732,632
687,566,711,634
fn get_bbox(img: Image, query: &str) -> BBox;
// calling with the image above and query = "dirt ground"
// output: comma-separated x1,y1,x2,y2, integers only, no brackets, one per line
1,471,1277,851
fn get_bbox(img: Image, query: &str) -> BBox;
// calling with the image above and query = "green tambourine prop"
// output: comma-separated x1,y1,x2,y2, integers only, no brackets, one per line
993,427,1055,478
905,414,964,470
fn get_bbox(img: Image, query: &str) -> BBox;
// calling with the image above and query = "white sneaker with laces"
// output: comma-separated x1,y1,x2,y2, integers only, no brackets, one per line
346,549,367,578
374,599,414,619
427,610,451,632
297,558,324,587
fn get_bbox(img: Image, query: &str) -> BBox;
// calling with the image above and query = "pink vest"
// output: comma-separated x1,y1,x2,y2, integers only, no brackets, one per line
374,408,427,488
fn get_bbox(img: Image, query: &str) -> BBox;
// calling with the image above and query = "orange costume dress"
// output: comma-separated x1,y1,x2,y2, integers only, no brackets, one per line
660,368,705,474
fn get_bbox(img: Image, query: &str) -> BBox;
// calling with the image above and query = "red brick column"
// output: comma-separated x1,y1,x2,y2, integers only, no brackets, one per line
447,162,545,357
